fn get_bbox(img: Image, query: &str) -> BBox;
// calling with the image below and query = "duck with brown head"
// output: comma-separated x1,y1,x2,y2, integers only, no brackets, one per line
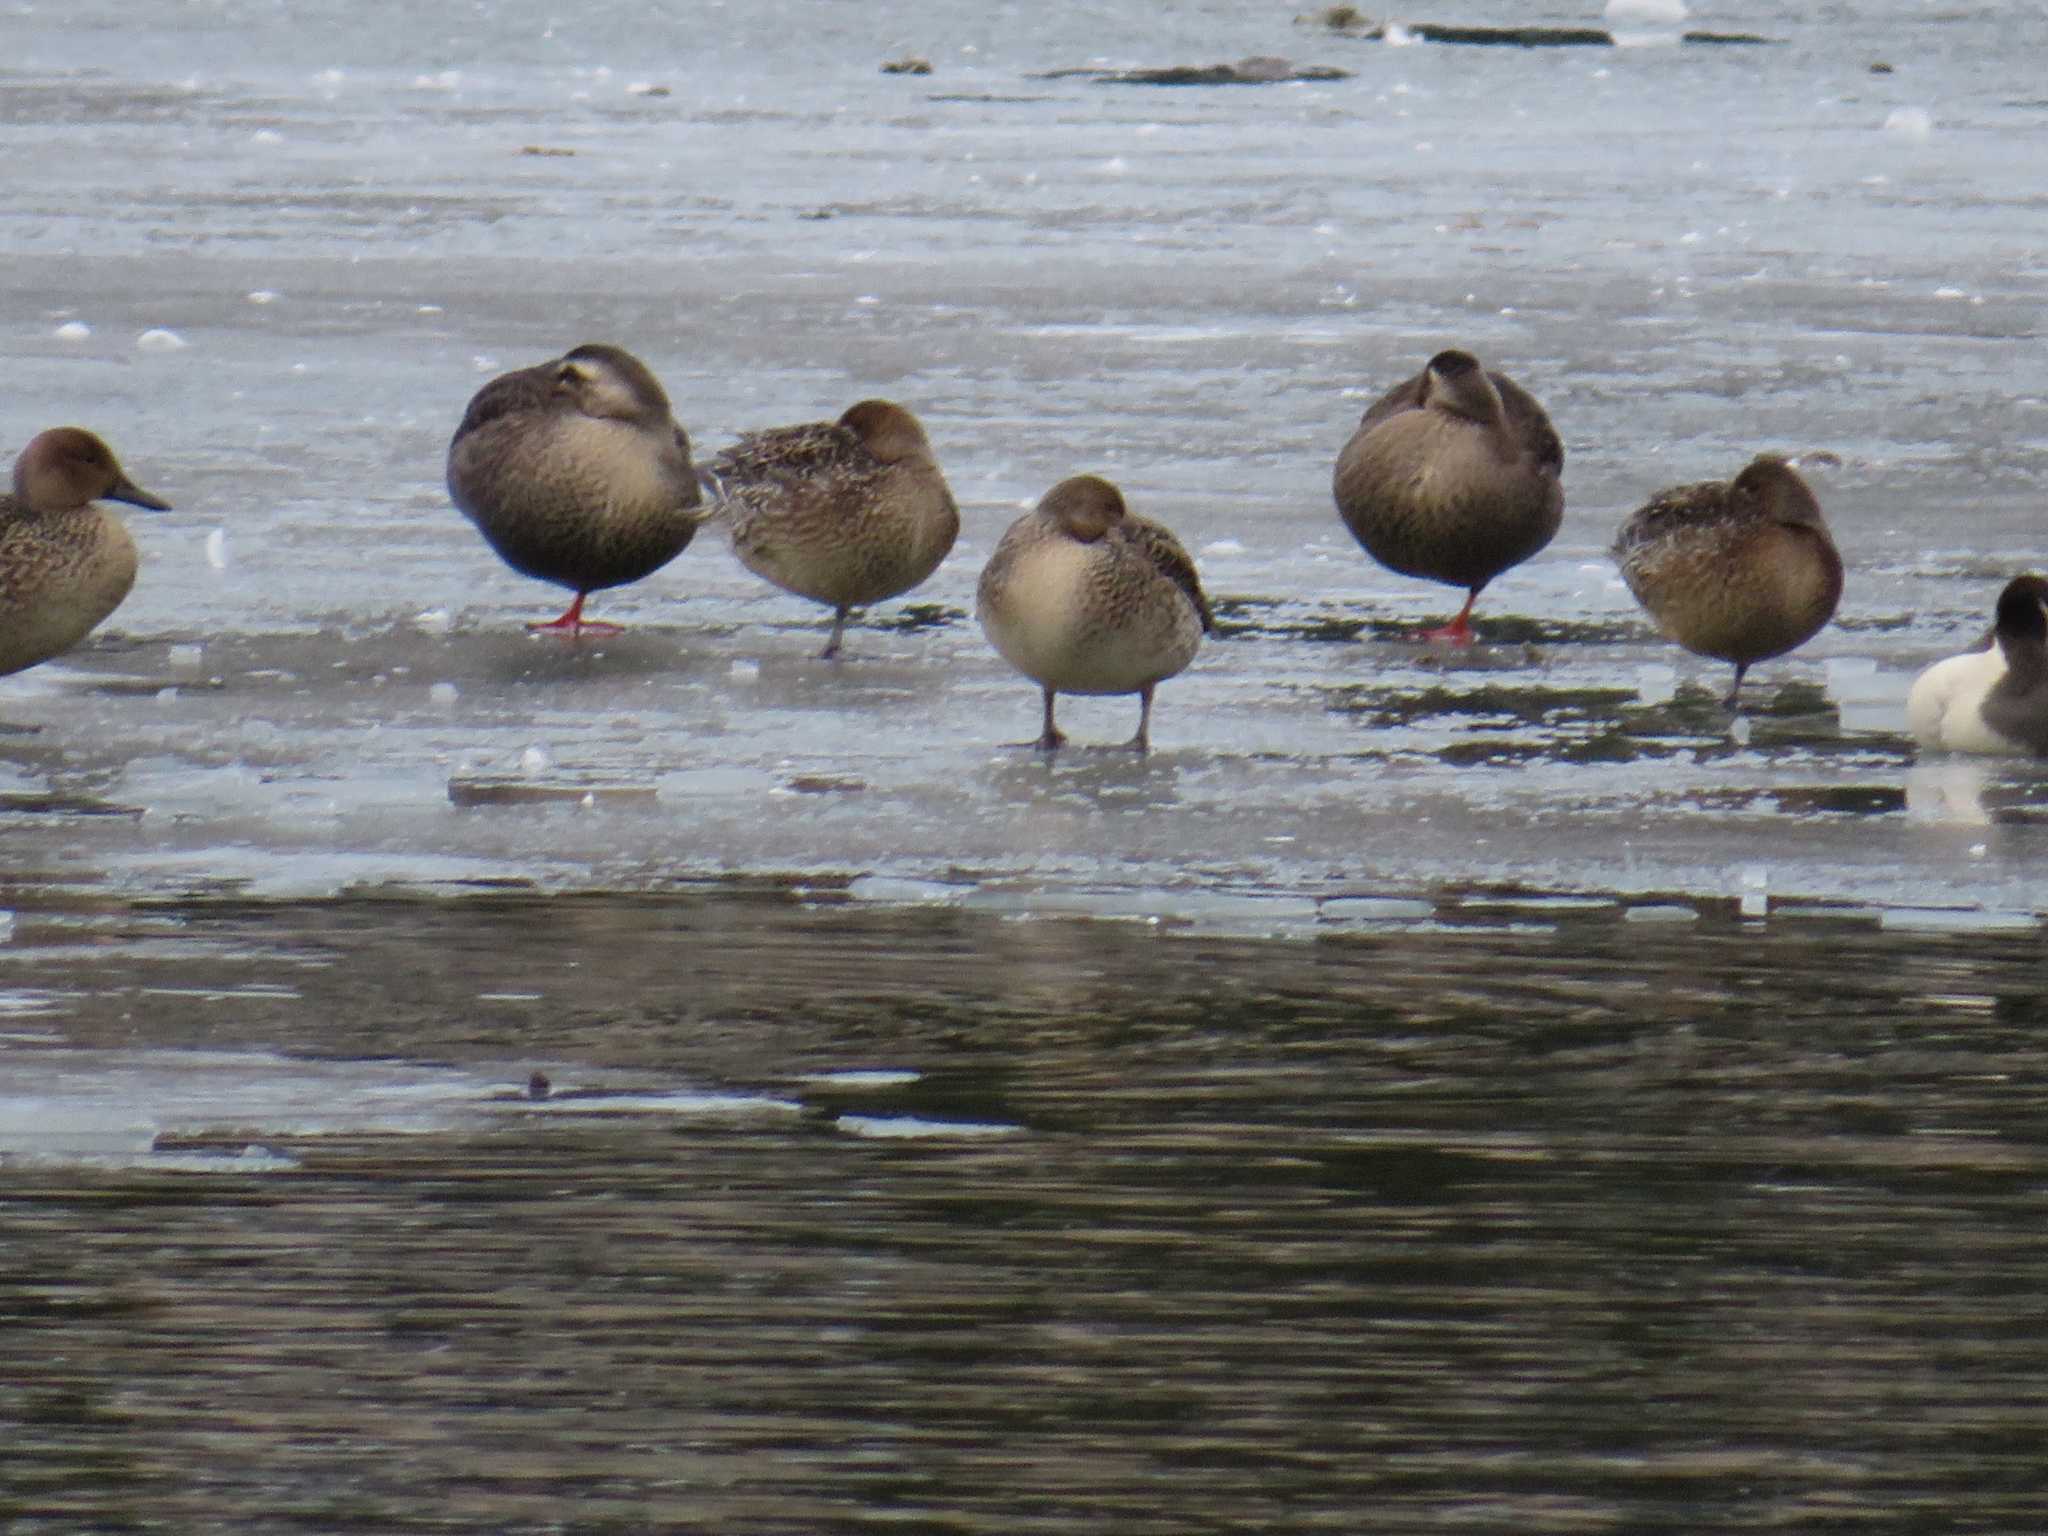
1612,453,1843,707
1907,574,2048,756
446,343,710,634
976,474,1213,753
0,428,171,679
1332,348,1564,644
711,398,958,659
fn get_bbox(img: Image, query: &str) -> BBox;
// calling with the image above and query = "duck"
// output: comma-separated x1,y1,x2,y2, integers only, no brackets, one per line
0,428,171,678
1906,575,2048,756
711,399,958,659
1612,453,1843,706
1332,348,1563,644
446,343,708,633
976,474,1213,752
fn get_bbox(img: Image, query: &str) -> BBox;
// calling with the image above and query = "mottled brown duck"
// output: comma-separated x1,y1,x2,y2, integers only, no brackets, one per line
713,399,957,659
975,474,1213,752
1332,348,1563,644
1612,453,1842,705
446,343,708,634
0,428,170,678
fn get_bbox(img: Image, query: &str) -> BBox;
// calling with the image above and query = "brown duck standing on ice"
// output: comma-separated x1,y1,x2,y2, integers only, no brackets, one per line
446,343,709,634
976,474,1213,752
0,428,171,678
1332,348,1564,644
1612,453,1843,706
711,399,958,659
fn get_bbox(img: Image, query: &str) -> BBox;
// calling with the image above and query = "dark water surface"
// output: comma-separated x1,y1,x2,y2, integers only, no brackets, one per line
6,889,2048,1532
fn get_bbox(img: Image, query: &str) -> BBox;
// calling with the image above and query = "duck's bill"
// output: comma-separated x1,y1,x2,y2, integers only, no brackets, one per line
110,476,171,511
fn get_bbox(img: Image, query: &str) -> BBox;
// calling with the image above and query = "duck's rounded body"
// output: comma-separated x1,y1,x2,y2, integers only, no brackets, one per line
713,400,957,658
446,343,705,632
1332,349,1563,643
1613,454,1842,705
976,474,1213,752
1907,575,2048,756
0,428,170,677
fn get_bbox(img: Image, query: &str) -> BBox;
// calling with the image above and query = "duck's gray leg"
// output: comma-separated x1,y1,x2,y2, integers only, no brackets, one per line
1126,684,1155,754
1037,688,1067,752
819,606,851,661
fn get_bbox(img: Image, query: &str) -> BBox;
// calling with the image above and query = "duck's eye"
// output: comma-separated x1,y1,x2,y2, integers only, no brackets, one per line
555,363,584,387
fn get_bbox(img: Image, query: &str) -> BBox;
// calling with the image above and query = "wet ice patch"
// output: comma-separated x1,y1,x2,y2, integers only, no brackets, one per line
837,1114,1021,1140
0,1048,496,1170
1880,906,2038,934
847,874,969,905
800,1070,923,1089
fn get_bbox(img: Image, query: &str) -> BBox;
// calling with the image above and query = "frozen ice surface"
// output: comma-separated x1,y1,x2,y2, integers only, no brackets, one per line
0,0,2045,925
1884,106,1935,142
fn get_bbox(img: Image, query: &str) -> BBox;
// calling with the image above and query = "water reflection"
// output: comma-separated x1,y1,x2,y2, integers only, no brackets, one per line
4,891,2046,1532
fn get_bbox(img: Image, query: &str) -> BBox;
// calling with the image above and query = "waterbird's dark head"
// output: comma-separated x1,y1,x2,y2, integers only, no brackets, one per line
13,427,170,514
554,343,673,425
838,399,934,465
1039,474,1127,543
1730,454,1826,529
1994,573,2048,652
1421,349,1504,427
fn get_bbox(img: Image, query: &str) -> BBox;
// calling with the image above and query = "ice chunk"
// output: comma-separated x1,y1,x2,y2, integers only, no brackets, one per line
1883,106,1933,142
205,528,228,569
54,320,91,340
137,328,188,352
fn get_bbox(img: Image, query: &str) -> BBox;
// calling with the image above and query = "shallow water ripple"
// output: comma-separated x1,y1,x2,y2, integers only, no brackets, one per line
4,894,2047,1532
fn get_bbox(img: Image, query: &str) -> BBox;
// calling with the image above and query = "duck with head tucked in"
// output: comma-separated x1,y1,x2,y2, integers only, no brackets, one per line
446,343,710,634
1906,574,2048,756
976,474,1213,753
0,428,171,679
1332,348,1564,644
711,399,957,659
1612,453,1842,707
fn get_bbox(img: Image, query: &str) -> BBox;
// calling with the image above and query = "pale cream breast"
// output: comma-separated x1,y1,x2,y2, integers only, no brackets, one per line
980,535,1202,696
550,417,689,522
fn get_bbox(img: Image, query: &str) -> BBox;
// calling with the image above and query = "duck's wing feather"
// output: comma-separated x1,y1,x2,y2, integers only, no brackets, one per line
1493,372,1563,474
1353,369,1428,435
452,363,554,441
1611,480,1734,559
711,421,877,489
1127,518,1214,634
